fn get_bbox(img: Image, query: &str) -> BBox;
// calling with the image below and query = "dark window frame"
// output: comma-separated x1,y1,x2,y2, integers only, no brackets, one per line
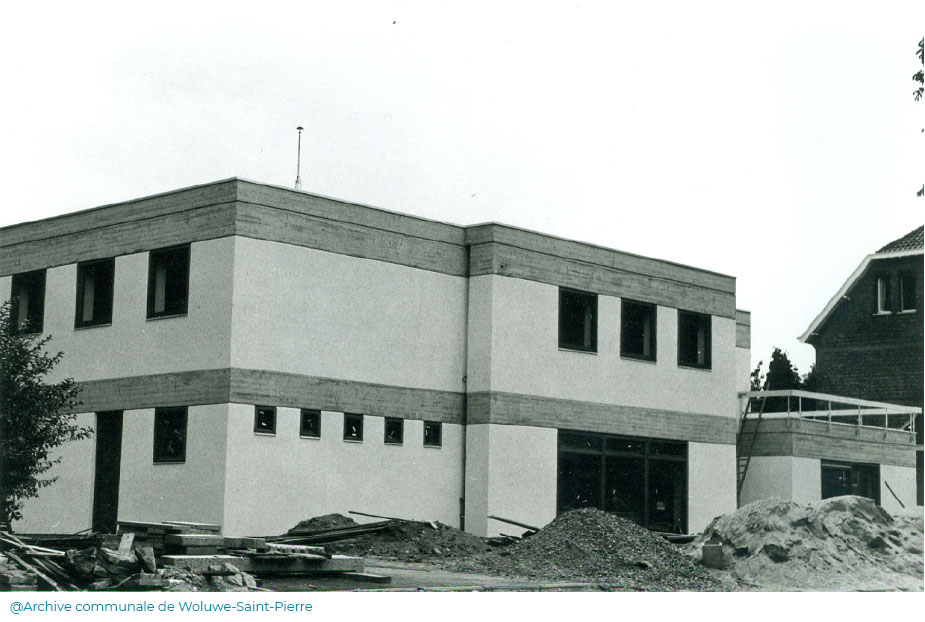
153,406,188,464
677,310,712,370
384,417,404,445
899,272,917,312
620,299,657,362
300,409,321,439
10,269,46,335
254,405,277,435
343,413,364,442
423,421,442,448
147,244,191,319
558,287,598,353
75,257,115,329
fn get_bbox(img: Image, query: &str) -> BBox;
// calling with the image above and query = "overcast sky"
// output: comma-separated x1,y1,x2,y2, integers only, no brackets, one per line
1,1,922,374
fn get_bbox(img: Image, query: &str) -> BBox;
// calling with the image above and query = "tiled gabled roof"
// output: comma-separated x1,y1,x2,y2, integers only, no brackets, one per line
877,225,923,253
799,225,924,343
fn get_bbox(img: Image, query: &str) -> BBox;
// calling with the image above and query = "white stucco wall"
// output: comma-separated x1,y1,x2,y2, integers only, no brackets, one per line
687,442,737,532
221,404,464,536
463,423,558,537
13,413,96,534
880,464,918,515
738,456,794,506
466,276,493,393
790,457,821,504
25,238,235,384
229,237,468,393
481,275,738,418
118,405,228,527
736,346,752,394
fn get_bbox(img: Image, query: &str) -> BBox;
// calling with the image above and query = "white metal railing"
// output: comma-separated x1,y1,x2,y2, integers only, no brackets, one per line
738,389,920,435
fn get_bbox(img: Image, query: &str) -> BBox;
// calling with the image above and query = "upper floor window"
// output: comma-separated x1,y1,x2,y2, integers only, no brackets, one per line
147,245,190,319
153,406,188,463
559,288,597,352
899,273,917,312
10,269,46,334
75,258,115,328
677,310,711,369
621,299,657,362
875,275,891,314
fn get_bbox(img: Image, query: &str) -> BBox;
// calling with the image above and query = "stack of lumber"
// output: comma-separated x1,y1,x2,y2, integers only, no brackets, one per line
160,542,371,578
116,520,220,553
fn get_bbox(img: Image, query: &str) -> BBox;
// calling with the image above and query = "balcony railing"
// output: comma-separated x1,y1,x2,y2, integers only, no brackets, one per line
737,389,920,435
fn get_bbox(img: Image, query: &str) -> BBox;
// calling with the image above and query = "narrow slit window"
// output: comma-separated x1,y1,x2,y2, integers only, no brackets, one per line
621,300,657,361
384,418,404,445
10,269,46,334
344,413,363,442
423,421,442,447
147,245,190,318
876,275,891,313
677,310,711,369
558,288,598,352
75,258,115,328
254,406,276,435
153,406,188,463
300,409,321,438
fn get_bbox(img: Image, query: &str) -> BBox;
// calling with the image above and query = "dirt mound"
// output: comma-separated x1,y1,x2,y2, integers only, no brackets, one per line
450,508,728,591
287,514,358,534
686,496,924,591
327,521,491,561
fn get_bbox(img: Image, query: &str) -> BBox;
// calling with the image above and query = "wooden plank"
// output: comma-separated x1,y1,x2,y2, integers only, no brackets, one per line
165,534,225,547
468,241,736,319
223,537,267,550
5,552,63,592
160,554,363,575
163,521,221,533
467,391,738,445
118,533,135,553
341,572,392,584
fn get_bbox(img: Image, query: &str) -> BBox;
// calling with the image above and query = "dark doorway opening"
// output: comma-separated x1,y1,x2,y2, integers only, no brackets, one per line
821,460,880,504
92,411,123,533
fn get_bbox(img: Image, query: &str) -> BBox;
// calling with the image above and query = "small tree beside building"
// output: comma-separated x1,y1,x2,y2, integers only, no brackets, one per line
0,301,89,531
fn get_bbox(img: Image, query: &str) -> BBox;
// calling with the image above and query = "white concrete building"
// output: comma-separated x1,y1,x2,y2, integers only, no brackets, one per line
1,179,750,537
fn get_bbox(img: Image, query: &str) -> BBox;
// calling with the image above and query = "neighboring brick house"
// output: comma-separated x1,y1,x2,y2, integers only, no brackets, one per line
799,225,924,505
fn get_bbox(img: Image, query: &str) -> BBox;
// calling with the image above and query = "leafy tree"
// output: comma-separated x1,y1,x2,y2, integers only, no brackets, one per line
0,301,89,531
749,347,826,412
915,38,923,197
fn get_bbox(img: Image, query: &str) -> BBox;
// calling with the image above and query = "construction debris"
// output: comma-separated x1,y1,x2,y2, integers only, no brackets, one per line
686,495,925,591
450,508,729,591
282,514,490,561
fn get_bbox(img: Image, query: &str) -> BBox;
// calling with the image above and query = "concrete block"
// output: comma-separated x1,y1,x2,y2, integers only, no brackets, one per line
701,543,727,569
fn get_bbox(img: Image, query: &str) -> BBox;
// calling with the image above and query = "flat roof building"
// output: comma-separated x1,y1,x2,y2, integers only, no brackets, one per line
1,178,751,536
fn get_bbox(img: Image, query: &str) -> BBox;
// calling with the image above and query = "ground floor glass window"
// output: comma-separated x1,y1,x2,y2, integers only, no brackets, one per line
557,430,687,533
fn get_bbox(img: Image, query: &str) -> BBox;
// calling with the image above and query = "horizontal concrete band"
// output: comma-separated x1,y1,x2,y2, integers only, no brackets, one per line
741,418,916,467
2,182,739,310
466,390,738,445
71,368,464,424
469,242,737,319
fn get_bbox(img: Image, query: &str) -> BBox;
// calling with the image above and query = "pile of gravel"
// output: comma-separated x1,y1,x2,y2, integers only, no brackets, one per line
686,496,924,591
449,508,727,591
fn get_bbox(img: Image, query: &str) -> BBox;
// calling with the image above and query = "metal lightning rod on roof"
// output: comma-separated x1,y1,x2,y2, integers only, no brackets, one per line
294,126,304,190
